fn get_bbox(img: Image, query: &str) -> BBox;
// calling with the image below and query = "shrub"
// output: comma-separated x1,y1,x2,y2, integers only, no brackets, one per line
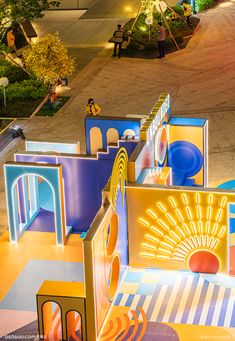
166,38,176,50
196,0,214,11
144,42,157,52
0,60,29,83
127,41,141,52
175,36,184,44
0,79,48,103
171,5,184,16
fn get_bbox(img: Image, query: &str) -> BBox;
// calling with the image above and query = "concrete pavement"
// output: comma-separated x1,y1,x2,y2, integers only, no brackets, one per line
1,1,235,233
32,10,128,46
80,0,140,19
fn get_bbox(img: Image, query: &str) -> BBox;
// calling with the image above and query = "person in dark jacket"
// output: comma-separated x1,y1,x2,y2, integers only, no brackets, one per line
112,24,124,58
157,22,166,59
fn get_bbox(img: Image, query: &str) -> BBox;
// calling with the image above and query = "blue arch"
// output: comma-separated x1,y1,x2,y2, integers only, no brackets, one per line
4,162,65,244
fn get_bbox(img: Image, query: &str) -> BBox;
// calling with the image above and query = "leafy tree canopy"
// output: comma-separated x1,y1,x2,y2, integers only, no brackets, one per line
23,33,75,86
0,0,61,23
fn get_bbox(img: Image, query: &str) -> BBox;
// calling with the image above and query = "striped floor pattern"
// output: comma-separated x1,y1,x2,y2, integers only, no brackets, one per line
114,271,235,328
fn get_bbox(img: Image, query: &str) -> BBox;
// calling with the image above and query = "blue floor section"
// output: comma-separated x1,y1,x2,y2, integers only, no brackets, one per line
0,260,84,312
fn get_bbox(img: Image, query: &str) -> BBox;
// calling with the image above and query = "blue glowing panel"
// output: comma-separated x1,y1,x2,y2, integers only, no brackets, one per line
4,163,64,244
25,141,79,154
169,117,206,127
39,181,54,212
85,117,141,154
230,218,235,234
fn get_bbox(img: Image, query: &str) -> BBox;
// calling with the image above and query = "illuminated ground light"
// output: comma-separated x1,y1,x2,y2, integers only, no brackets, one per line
139,193,228,274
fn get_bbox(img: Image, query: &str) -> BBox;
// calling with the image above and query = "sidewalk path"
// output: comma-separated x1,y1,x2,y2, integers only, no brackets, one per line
32,10,128,46
1,2,235,233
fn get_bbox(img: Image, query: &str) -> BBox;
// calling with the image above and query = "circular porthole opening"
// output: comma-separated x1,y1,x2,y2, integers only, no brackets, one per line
107,213,119,256
108,254,120,301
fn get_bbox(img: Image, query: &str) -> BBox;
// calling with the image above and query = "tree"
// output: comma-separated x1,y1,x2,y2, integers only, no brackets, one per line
0,0,61,24
23,33,75,101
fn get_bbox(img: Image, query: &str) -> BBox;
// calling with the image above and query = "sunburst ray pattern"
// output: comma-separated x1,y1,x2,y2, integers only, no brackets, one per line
138,192,228,267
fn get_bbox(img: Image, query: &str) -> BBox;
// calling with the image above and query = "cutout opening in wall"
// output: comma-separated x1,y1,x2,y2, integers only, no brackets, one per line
108,254,120,301
107,213,119,256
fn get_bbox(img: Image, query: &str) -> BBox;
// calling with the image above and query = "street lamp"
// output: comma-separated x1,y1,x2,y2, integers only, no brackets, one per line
0,77,9,107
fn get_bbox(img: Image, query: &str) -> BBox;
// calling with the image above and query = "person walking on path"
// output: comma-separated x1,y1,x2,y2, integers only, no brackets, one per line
86,98,101,116
157,22,166,59
112,24,124,58
7,29,16,53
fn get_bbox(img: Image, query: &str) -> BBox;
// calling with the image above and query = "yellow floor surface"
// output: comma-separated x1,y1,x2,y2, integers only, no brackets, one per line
0,231,83,301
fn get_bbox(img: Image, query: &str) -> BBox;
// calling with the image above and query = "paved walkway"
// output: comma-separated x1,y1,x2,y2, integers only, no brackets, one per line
1,2,235,233
32,10,128,46
80,0,140,19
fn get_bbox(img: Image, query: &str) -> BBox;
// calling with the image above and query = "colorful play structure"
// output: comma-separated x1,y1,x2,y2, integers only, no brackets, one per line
2,93,235,340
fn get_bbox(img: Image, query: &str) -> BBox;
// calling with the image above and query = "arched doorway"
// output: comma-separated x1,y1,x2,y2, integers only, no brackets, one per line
90,127,103,154
66,310,83,341
123,129,135,139
5,162,66,244
106,128,119,145
26,175,55,233
42,301,62,341
12,174,56,236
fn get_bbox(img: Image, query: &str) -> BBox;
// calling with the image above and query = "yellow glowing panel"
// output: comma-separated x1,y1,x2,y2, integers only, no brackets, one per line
127,186,235,273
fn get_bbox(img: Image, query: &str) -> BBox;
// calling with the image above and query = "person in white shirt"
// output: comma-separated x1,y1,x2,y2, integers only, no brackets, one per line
113,24,125,58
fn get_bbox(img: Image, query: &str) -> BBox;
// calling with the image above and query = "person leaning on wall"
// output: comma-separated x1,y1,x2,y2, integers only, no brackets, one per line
86,98,101,116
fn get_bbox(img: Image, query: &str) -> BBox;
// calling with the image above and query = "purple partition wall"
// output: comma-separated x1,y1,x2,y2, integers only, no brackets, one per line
15,141,137,233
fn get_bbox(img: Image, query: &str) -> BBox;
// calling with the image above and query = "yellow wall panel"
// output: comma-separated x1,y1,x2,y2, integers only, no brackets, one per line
127,185,235,273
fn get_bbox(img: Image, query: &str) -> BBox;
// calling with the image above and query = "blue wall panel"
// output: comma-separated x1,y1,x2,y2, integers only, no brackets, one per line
85,117,141,154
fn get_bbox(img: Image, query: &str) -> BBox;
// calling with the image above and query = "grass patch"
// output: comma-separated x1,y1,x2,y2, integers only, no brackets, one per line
0,61,48,118
36,96,70,117
0,119,14,133
0,99,43,118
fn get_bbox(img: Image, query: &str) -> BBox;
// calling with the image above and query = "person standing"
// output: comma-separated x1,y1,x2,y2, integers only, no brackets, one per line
7,29,16,53
112,24,124,58
86,98,101,116
157,22,166,59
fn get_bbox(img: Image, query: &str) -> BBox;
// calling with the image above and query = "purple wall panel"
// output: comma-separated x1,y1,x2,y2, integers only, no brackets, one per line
116,190,128,274
14,140,137,233
57,157,100,232
15,154,56,164
18,177,26,224
15,154,101,232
